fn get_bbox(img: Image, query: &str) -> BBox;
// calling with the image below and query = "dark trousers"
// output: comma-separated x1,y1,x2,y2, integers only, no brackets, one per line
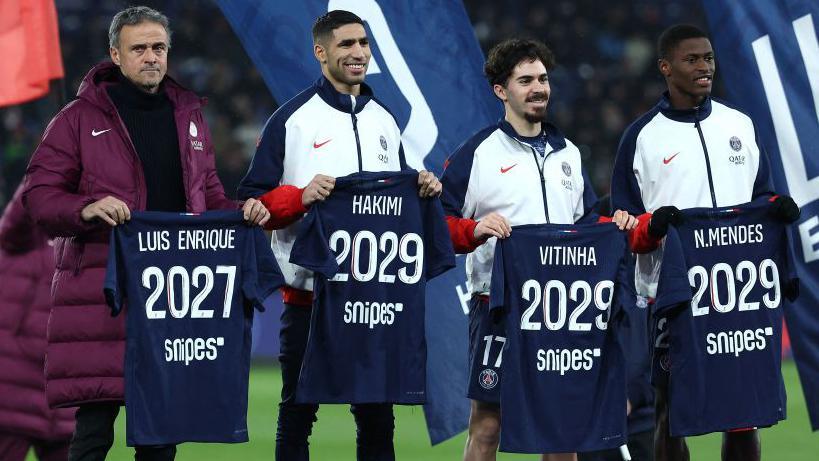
276,303,395,461
578,430,654,461
67,402,176,461
0,433,70,461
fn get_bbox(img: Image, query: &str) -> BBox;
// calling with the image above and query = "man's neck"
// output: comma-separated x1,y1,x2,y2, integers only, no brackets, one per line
668,88,707,110
505,112,541,137
323,71,360,96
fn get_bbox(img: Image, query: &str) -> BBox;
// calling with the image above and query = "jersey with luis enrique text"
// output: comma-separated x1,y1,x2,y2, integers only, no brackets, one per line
290,170,455,404
489,223,634,453
104,211,284,446
653,198,798,436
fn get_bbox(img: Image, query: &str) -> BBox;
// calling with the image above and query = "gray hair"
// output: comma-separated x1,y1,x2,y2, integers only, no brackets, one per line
108,6,172,49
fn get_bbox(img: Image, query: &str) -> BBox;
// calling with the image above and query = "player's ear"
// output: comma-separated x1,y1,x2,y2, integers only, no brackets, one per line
314,43,326,64
658,58,671,77
110,46,121,65
493,83,507,102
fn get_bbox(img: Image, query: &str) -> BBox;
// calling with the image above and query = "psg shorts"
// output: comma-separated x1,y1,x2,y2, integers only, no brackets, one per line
467,295,506,404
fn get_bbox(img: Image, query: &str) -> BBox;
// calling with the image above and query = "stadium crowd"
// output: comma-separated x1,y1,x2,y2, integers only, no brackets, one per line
0,0,704,207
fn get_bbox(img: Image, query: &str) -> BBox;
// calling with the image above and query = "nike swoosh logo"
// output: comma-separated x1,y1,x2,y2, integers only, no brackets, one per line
91,129,111,137
313,139,331,149
500,164,518,174
663,152,680,164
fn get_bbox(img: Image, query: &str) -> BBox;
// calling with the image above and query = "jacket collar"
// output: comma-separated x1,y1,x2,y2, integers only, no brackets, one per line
77,61,203,114
314,76,373,114
497,118,568,151
657,91,712,123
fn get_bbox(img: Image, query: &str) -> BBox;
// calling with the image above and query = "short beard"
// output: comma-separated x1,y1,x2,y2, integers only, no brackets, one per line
524,108,546,124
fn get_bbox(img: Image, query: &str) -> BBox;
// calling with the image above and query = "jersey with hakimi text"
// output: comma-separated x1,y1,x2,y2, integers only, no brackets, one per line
104,211,284,446
489,223,634,453
653,198,797,436
289,170,455,404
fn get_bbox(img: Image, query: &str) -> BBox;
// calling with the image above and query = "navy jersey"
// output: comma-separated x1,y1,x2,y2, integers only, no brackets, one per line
104,211,284,446
290,170,455,404
653,198,797,436
489,223,633,453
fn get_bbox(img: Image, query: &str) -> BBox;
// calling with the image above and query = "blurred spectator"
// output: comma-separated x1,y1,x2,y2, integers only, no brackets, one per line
0,184,75,461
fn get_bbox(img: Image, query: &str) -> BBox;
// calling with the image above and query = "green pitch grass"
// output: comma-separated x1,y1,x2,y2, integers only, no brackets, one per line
30,360,816,460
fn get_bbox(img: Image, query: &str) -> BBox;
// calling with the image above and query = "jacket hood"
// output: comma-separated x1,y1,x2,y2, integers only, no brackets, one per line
76,61,204,112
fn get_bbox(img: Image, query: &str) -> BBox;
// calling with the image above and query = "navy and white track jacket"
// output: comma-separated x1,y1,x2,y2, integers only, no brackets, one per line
611,93,774,295
238,77,407,295
441,120,597,295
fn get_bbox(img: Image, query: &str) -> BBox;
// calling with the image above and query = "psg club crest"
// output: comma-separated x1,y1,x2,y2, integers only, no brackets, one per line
729,136,742,151
380,135,388,151
479,368,499,390
561,161,572,177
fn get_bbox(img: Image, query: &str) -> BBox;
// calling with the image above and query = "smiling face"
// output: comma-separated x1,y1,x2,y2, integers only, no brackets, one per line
494,58,550,133
660,37,715,109
314,23,370,95
109,21,169,93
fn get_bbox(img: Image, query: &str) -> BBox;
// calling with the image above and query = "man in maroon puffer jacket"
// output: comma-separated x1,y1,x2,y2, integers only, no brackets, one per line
0,185,76,460
22,6,269,461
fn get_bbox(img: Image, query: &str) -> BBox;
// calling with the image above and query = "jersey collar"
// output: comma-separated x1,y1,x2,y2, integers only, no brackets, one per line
315,76,373,114
657,91,713,123
497,119,568,151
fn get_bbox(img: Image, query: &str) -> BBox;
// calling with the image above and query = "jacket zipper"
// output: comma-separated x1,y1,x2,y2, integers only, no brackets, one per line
351,96,363,172
694,106,718,208
528,145,550,223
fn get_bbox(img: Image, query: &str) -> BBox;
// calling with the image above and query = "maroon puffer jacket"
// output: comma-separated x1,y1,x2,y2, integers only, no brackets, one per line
22,61,236,408
0,185,75,439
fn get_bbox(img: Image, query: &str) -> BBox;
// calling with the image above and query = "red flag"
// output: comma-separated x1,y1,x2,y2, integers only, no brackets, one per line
0,0,64,107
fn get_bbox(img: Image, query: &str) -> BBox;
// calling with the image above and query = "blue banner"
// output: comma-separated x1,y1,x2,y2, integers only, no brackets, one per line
216,0,501,443
703,0,819,429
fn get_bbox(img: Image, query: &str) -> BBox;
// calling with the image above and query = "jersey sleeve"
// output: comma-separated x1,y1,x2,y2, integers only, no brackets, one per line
289,206,340,278
424,198,457,280
103,228,127,316
574,168,599,222
488,239,506,311
611,120,648,215
781,223,800,302
237,110,308,229
751,121,775,199
242,227,285,311
652,227,693,317
612,250,638,322
440,128,492,253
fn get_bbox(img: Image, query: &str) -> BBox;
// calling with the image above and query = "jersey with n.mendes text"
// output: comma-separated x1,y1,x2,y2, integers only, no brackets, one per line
104,211,284,446
653,198,797,436
489,223,634,453
289,170,455,404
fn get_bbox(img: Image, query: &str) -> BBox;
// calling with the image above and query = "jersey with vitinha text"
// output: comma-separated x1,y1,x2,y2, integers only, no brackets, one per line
489,223,635,453
289,170,455,404
653,198,797,436
104,211,284,446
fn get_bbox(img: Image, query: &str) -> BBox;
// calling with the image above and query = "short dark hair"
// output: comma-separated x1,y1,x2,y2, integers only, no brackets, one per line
312,10,364,44
657,24,708,60
484,39,555,87
109,6,171,49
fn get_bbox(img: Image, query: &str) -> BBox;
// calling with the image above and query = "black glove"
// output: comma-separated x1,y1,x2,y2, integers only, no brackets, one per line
770,195,800,223
648,206,683,238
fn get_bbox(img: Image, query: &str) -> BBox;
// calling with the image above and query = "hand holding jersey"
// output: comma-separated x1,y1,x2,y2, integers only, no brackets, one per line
81,195,270,227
